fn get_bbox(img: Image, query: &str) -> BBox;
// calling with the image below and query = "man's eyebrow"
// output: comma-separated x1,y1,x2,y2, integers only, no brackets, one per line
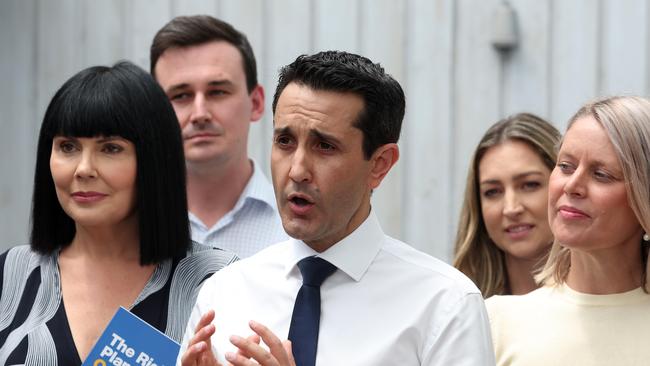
207,80,234,87
165,79,234,94
310,129,342,145
272,126,342,145
273,126,292,135
165,83,190,94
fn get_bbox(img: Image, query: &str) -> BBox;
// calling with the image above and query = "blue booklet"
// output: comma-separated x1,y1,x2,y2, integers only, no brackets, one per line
82,307,180,366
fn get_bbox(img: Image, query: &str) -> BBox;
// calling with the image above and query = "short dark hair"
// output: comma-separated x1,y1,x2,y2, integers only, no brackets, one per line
150,15,258,92
272,51,405,159
31,61,190,264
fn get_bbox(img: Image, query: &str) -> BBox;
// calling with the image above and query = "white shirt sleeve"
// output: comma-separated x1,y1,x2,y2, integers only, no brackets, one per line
422,293,496,366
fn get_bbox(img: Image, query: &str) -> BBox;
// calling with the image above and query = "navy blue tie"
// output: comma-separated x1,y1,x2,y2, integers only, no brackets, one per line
288,256,337,366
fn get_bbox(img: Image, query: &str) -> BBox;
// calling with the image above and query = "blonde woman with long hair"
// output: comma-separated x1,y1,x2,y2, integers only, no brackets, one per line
454,113,560,298
487,96,650,366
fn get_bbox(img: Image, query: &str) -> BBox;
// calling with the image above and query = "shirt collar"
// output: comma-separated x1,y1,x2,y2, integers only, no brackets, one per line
284,211,384,282
188,159,277,231
237,159,277,210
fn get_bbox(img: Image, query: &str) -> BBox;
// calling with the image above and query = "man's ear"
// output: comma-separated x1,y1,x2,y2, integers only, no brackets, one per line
368,143,399,190
250,84,265,122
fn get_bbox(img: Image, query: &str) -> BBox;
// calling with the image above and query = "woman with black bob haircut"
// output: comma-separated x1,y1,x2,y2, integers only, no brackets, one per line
33,61,186,262
0,61,237,365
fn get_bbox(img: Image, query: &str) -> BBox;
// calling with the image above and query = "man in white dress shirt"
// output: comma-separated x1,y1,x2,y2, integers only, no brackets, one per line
179,51,495,365
150,15,287,258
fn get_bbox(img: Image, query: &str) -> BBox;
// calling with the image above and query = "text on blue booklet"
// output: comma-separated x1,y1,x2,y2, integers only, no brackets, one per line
82,307,180,366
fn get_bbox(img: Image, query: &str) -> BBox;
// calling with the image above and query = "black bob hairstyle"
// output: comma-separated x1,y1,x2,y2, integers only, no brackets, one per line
272,50,406,159
31,61,190,264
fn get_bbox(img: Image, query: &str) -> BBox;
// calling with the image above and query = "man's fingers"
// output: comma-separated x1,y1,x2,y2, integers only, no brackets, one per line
282,340,295,365
181,341,208,365
229,334,278,366
249,320,293,365
194,310,216,334
249,334,261,344
235,334,261,358
188,310,216,352
189,323,216,348
180,341,201,365
181,340,224,366
225,350,260,366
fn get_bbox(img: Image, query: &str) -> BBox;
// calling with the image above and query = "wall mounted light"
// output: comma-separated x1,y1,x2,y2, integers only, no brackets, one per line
491,1,519,52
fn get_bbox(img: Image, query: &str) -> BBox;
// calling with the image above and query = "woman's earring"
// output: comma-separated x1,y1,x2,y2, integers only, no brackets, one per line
644,233,650,242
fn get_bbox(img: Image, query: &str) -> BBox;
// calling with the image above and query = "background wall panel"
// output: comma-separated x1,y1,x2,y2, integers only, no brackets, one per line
36,0,84,122
172,0,218,17
314,0,360,53
452,0,502,229
126,0,172,68
83,0,126,66
501,0,551,118
402,0,455,260
0,0,37,246
600,0,649,96
549,0,599,131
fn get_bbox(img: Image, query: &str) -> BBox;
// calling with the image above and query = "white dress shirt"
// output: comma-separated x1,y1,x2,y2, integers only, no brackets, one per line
189,160,288,258
181,212,495,365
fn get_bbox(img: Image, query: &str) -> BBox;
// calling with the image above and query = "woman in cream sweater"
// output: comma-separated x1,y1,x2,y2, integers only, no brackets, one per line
487,96,650,366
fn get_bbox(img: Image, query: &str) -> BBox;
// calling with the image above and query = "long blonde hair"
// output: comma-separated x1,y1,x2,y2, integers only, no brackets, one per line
536,96,650,291
454,113,561,298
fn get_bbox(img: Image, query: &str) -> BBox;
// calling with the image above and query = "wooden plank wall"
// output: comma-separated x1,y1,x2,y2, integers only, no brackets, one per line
2,0,649,262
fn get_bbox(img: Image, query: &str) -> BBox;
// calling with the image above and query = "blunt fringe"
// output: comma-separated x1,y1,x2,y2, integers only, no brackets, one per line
453,113,561,297
536,96,650,292
271,51,406,159
150,15,258,92
31,61,190,264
